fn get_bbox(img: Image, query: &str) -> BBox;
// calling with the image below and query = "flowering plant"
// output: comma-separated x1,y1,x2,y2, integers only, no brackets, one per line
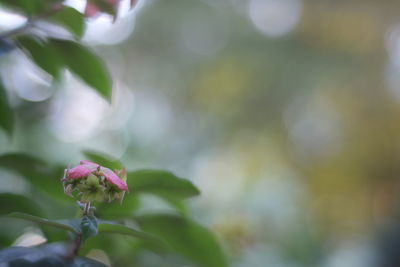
0,154,226,266
0,0,227,266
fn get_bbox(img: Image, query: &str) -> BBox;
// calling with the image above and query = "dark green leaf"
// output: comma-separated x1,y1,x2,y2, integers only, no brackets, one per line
0,153,44,173
82,150,122,170
80,215,98,240
0,0,45,15
0,153,71,202
0,193,43,217
8,212,80,234
128,170,200,199
16,36,63,80
136,214,227,267
98,222,163,244
0,79,13,136
49,6,85,38
50,39,112,101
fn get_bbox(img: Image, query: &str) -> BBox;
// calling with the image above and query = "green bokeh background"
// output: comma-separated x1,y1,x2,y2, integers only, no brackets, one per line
1,0,400,266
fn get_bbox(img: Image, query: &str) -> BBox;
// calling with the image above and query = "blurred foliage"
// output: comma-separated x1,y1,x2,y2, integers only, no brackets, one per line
2,0,400,266
0,0,227,266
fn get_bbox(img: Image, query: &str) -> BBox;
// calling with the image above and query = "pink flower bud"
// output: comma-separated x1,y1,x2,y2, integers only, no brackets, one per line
63,160,128,203
67,160,128,191
84,0,122,18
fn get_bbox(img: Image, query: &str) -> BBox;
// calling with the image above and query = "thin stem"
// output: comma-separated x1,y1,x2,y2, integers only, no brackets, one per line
72,233,82,256
65,233,82,260
83,202,91,215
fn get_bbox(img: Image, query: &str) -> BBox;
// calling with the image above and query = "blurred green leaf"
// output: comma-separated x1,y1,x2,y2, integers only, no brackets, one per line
16,35,63,80
95,194,139,219
0,153,44,174
0,0,44,15
160,194,188,215
50,39,112,101
136,214,227,267
49,6,85,39
0,218,41,247
0,193,43,217
78,234,115,257
99,222,163,244
8,212,80,234
0,79,13,136
81,215,98,241
73,256,108,267
0,153,71,202
82,150,123,170
128,169,200,199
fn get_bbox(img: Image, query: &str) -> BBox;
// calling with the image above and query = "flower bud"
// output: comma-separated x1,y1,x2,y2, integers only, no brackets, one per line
63,160,128,203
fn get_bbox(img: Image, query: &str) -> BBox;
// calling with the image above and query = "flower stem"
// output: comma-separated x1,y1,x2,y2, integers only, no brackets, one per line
83,202,91,215
72,233,82,257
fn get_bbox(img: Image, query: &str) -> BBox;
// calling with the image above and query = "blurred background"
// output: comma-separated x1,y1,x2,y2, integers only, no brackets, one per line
2,0,400,266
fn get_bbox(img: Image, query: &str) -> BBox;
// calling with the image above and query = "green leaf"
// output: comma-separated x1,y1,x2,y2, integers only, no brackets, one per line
73,256,108,267
128,170,200,199
95,194,139,219
0,153,71,202
98,222,163,244
135,214,227,267
49,6,85,39
8,212,80,234
16,36,63,80
0,79,13,136
50,39,112,101
159,194,188,215
0,193,43,217
83,150,123,170
81,215,98,241
0,0,44,15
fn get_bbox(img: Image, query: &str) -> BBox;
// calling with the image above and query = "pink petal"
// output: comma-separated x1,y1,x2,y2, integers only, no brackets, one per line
84,2,99,17
67,164,96,179
80,160,99,168
67,160,99,179
101,167,128,191
130,0,138,8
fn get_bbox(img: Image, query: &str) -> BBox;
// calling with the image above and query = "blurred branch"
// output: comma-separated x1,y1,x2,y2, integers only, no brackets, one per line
66,233,83,260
